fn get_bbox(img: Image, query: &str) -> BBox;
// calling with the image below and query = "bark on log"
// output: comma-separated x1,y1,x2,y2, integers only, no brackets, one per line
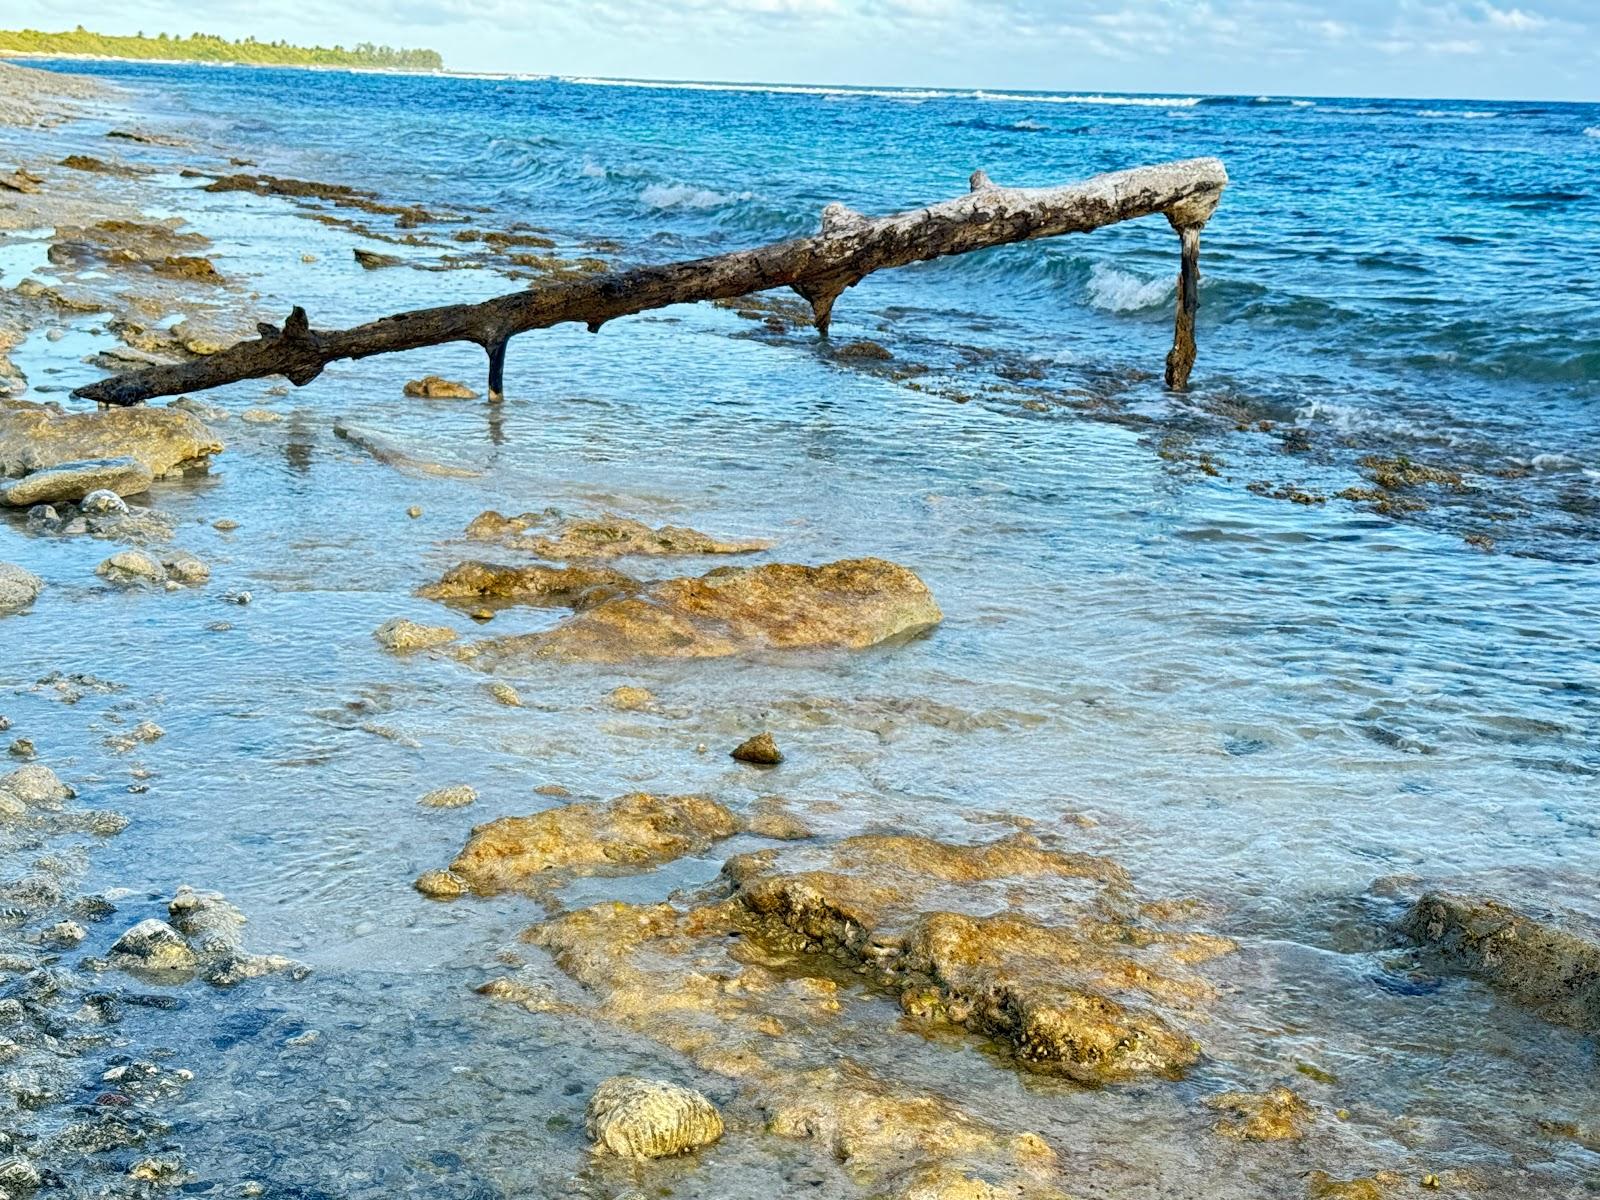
73,158,1226,407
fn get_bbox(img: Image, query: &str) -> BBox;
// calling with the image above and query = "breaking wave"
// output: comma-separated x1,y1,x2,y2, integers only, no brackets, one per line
1085,263,1172,312
639,182,750,210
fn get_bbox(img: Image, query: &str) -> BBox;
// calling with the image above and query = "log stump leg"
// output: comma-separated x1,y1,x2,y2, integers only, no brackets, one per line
1164,224,1203,391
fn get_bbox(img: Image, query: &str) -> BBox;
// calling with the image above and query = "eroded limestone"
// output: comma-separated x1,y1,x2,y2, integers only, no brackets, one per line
461,557,942,665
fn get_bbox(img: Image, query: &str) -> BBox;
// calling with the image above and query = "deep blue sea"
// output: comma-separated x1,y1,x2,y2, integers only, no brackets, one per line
5,60,1600,1198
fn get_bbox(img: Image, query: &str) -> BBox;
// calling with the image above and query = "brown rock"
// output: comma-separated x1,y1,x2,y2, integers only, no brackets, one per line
731,732,783,765
465,509,773,560
607,685,654,711
373,617,457,652
585,1076,724,1159
1398,890,1600,1031
403,375,478,399
418,560,634,607
433,792,741,896
1206,1087,1311,1141
0,401,222,478
463,557,941,664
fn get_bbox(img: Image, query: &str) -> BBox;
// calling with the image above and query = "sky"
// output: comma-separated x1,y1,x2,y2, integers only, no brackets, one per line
12,1,1600,101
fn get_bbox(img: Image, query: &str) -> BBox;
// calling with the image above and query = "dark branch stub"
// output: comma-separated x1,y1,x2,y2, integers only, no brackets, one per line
73,158,1227,407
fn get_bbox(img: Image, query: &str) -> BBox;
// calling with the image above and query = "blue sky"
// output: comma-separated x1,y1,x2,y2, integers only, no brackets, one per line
14,1,1599,100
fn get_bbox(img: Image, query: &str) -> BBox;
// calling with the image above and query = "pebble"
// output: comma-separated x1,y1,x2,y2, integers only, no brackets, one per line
731,732,784,765
213,518,240,531
406,505,422,518
419,785,476,809
373,617,457,652
608,686,655,712
488,682,522,707
240,408,283,424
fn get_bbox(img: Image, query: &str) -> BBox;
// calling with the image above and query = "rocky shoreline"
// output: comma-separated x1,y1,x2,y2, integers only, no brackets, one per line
3,57,1598,1199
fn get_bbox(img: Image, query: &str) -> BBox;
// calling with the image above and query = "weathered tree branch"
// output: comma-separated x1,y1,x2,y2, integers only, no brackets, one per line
73,158,1226,407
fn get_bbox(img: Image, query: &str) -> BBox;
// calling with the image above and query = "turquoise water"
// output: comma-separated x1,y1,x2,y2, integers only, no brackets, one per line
2,61,1599,1197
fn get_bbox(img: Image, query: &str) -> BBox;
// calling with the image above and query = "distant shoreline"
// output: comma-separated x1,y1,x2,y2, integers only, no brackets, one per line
2,50,454,79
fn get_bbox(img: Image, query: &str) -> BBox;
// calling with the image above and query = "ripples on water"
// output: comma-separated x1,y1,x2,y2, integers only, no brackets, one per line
3,61,1599,1196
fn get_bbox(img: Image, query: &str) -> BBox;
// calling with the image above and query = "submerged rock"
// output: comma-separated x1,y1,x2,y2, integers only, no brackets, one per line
419,785,477,809
463,557,942,665
465,509,773,560
418,560,634,607
109,919,199,972
333,418,481,478
585,1076,723,1159
607,685,654,711
0,457,154,507
730,732,783,765
0,402,221,478
373,617,458,652
96,550,166,586
0,562,43,615
428,792,741,897
0,764,74,810
1206,1087,1312,1141
403,375,478,399
108,887,307,986
1398,890,1600,1031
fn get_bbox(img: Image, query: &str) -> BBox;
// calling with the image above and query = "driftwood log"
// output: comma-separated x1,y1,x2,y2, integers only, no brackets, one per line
73,158,1226,407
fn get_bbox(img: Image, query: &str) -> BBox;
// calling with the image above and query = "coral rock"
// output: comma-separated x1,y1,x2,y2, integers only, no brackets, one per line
585,1075,723,1159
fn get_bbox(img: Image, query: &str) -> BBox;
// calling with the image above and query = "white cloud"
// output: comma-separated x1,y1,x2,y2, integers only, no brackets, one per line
1481,5,1547,31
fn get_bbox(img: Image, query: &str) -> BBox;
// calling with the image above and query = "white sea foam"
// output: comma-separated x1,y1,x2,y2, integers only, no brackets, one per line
639,182,750,210
977,90,1202,108
1085,263,1171,312
1585,126,1600,139
1419,109,1498,118
566,76,955,101
579,160,607,179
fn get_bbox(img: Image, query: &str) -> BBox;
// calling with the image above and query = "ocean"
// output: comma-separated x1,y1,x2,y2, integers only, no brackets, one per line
3,59,1599,1197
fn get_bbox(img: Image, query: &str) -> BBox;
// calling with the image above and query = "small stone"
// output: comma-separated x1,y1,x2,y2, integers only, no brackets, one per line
129,1156,185,1184
213,518,240,531
161,551,210,585
585,1076,724,1159
222,590,253,604
414,869,468,898
96,550,166,586
80,488,130,516
419,785,477,809
42,920,86,946
403,375,478,400
240,408,283,424
110,919,198,971
488,682,522,707
470,607,494,622
608,686,654,712
7,739,35,760
406,506,422,518
730,732,783,765
374,618,458,652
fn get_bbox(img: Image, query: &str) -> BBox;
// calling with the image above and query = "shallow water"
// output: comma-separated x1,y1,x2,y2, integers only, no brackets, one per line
3,62,1599,1197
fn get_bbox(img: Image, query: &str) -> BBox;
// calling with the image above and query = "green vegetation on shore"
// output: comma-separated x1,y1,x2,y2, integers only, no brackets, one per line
0,26,442,71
